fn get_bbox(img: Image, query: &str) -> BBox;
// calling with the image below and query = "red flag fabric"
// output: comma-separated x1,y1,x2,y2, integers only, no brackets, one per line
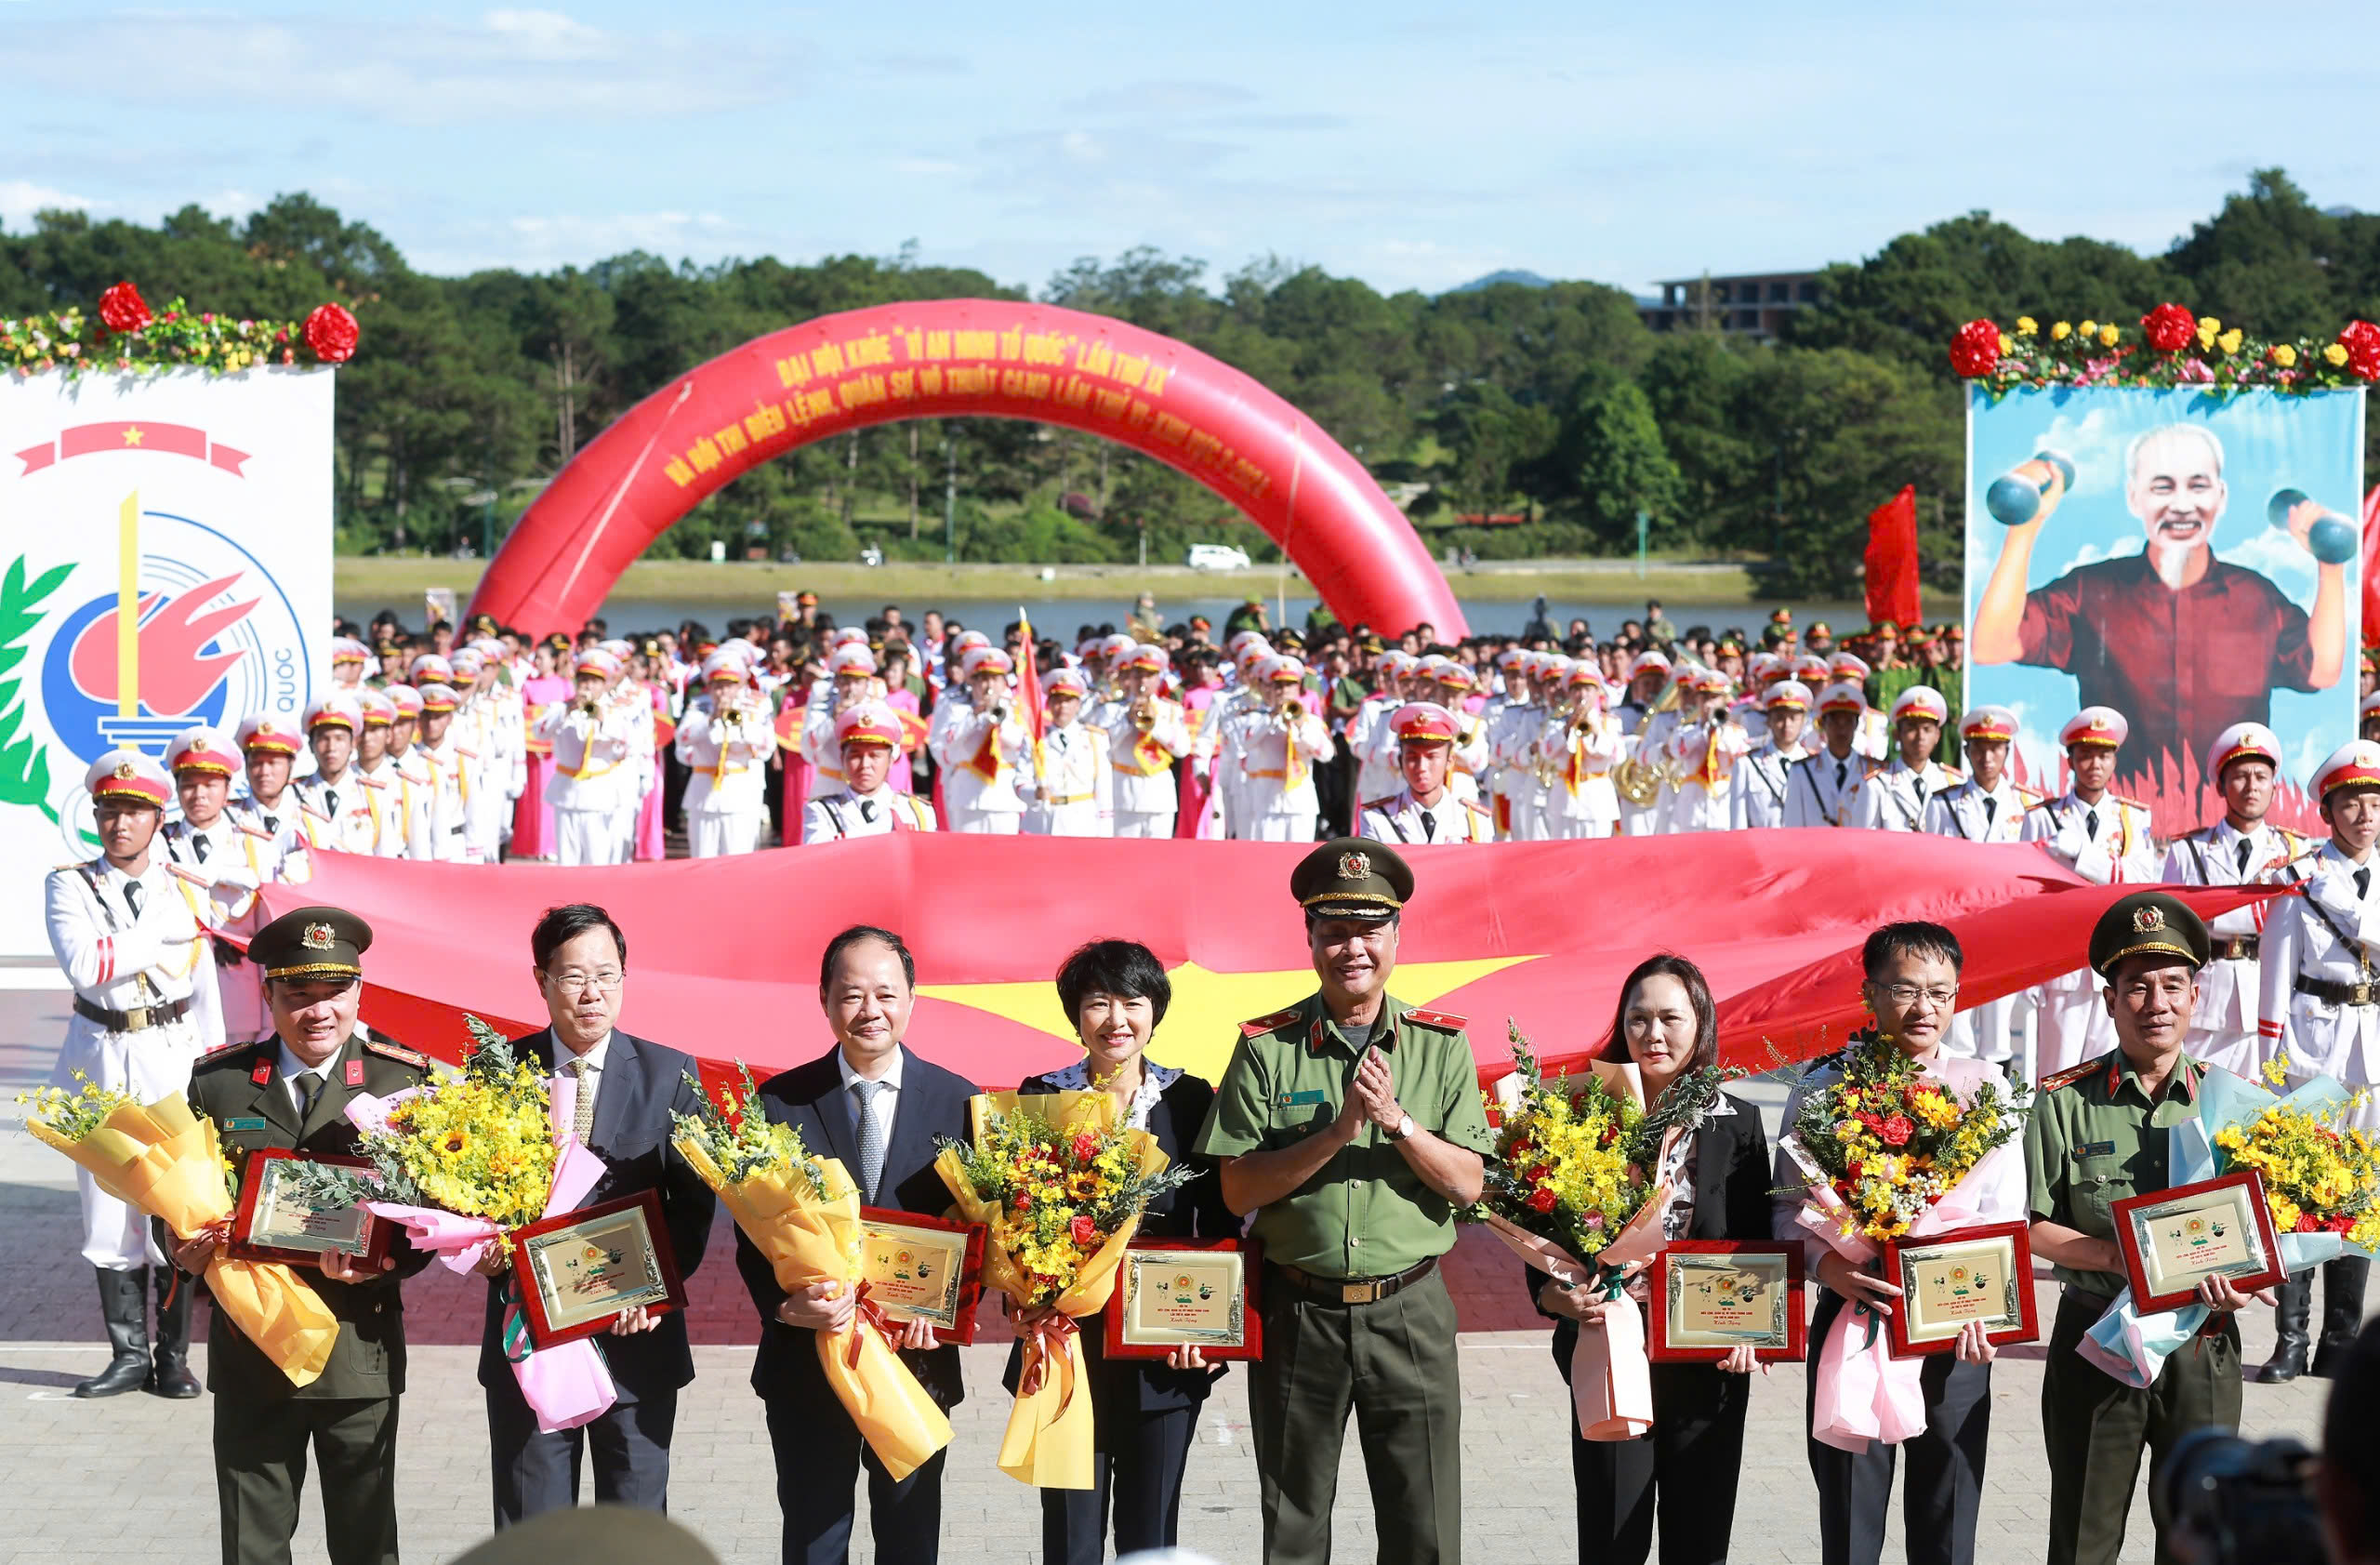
259,831,2267,1090
1015,606,1048,755
1864,484,1921,630
2361,485,2380,647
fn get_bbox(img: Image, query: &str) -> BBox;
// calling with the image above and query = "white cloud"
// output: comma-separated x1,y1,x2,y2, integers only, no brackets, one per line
0,178,96,228
2219,526,2319,602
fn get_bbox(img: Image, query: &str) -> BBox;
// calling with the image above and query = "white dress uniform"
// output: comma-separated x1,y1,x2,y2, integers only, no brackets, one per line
935,707,1030,833
1236,683,1334,842
2020,788,2159,1078
1357,788,1493,844
1488,695,1549,842
1348,688,1408,807
1025,721,1110,837
1849,757,1962,832
2164,819,2309,1076
363,753,436,861
1923,773,2036,1061
1104,696,1192,839
1661,713,1752,832
419,732,473,862
678,687,774,857
1783,748,1866,829
801,787,938,842
2258,842,2380,1131
1619,706,1678,837
1728,739,1807,830
539,694,641,867
1440,706,1492,806
1542,707,1622,839
161,816,281,1045
294,765,398,856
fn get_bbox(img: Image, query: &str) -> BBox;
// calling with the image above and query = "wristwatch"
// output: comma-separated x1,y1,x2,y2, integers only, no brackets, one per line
1386,1113,1414,1142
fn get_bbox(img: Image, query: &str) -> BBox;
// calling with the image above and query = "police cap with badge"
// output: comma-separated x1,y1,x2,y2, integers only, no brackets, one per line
1293,837,1414,922
250,906,373,986
2088,890,2211,978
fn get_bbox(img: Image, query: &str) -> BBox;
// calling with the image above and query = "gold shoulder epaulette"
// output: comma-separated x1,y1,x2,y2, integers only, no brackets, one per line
364,1038,430,1068
1240,1007,1302,1038
1404,1007,1468,1033
2039,1059,2099,1092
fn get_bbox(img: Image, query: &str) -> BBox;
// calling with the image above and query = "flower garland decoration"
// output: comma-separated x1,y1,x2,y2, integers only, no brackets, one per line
1949,303,2379,398
1782,1028,2026,1243
3,279,361,378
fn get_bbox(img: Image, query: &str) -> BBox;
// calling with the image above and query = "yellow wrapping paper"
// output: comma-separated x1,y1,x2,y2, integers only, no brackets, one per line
934,1090,1170,1491
28,1094,337,1387
673,1136,951,1481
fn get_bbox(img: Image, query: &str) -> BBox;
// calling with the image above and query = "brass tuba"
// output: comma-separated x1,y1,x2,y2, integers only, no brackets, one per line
1612,752,1663,807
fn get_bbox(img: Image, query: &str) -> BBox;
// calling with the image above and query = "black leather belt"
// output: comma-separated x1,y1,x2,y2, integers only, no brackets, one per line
2295,974,2378,1007
2214,935,2259,962
1271,1255,1436,1306
73,994,192,1032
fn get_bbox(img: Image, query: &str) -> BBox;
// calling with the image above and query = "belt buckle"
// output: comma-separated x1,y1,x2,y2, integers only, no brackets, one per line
1341,1281,1376,1305
122,1005,151,1030
2355,983,2373,1007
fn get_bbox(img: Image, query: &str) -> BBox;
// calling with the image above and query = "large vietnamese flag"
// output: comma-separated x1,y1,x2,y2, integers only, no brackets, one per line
259,831,2273,1090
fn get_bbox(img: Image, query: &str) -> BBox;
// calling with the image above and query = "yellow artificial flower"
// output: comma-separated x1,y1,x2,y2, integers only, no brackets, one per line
1997,333,2015,355
2198,315,2221,335
2196,324,2217,351
2016,317,2038,337
2051,321,2072,340
2079,320,2097,337
2216,328,2242,354
2272,343,2299,368
2098,325,2120,347
2325,343,2350,366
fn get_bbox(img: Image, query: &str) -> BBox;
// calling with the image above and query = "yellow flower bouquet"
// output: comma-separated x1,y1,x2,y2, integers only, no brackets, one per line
2203,1066,2380,1263
671,1066,951,1481
20,1074,338,1387
935,1089,1188,1489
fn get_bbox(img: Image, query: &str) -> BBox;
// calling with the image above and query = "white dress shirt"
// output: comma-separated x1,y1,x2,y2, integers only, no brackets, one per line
276,1041,336,1115
837,1044,906,1143
555,1031,615,1124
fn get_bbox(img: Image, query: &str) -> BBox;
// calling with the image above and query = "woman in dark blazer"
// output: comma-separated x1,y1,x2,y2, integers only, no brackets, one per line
1530,951,1771,1565
1006,938,1236,1565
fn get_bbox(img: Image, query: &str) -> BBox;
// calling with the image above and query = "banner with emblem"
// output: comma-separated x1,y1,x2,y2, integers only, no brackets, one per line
1963,386,2365,836
0,368,334,954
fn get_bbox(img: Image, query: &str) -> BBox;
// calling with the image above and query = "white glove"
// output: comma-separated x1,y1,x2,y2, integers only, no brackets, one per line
2051,822,2087,863
208,865,260,895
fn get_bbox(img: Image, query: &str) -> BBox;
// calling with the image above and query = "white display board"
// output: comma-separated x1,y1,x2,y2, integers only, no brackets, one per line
0,368,333,955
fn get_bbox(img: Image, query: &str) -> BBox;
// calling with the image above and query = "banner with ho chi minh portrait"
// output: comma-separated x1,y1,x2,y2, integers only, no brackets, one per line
1962,383,2366,838
0,366,334,955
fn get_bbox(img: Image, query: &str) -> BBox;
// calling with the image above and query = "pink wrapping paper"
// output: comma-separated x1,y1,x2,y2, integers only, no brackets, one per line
1785,1138,2021,1453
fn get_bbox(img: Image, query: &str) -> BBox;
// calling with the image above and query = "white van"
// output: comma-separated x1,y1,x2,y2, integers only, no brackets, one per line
1185,543,1253,571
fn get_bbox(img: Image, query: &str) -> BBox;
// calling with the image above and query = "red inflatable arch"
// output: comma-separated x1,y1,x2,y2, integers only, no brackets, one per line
467,299,1466,640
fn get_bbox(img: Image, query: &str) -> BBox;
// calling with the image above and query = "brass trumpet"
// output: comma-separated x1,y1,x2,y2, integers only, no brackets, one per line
1283,696,1308,723
1133,699,1157,733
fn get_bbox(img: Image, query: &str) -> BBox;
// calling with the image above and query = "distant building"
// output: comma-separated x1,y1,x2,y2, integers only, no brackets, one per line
1640,272,1824,339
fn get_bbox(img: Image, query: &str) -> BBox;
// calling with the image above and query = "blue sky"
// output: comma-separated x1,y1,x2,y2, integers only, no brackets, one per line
4,1,2374,297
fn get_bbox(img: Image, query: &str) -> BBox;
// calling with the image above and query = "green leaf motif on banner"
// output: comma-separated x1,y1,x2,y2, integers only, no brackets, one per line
0,557,75,824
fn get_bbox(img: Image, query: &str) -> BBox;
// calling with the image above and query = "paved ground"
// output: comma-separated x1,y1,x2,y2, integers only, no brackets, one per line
0,978,2349,1563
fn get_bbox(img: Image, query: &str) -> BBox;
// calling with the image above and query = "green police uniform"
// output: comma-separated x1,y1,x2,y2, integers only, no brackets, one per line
182,908,431,1565
1194,840,1496,1565
2028,890,2243,1565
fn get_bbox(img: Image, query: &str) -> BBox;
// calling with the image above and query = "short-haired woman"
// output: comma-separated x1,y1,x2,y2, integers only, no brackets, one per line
1532,952,1771,1565
1005,938,1235,1565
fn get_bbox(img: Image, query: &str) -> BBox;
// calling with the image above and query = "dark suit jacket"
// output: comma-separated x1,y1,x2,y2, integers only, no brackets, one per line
187,1031,434,1402
1529,1090,1773,1375
1001,1068,1237,1416
478,1028,718,1395
736,1043,981,1412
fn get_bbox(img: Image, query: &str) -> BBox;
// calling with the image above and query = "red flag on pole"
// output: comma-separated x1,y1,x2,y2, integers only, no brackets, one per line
1015,605,1048,772
1863,484,1921,630
2360,486,2380,647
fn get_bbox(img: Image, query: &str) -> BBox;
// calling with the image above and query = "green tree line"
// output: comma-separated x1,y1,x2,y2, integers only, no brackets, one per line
1,170,2372,594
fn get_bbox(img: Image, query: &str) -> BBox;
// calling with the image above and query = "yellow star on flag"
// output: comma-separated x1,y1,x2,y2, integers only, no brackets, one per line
920,954,1541,1081
121,425,144,445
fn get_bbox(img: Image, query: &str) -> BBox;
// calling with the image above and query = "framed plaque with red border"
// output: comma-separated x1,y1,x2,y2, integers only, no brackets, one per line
1104,1238,1263,1361
857,1207,986,1346
1879,1220,2041,1358
226,1147,392,1269
2111,1171,2285,1314
509,1189,687,1349
1647,1240,1805,1363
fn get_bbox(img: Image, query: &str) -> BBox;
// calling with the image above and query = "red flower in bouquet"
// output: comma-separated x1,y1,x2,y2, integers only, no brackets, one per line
1527,1185,1557,1214
1068,1214,1098,1247
2340,320,2380,381
1879,1115,1914,1148
2142,303,2197,352
1948,319,2001,378
98,282,151,335
304,302,360,364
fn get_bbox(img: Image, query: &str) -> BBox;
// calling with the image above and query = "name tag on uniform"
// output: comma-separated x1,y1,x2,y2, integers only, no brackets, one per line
225,1117,270,1133
1277,1091,1328,1107
2072,1141,2118,1160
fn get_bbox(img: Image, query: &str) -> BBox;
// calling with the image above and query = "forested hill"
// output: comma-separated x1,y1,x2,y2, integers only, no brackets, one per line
3,170,2372,594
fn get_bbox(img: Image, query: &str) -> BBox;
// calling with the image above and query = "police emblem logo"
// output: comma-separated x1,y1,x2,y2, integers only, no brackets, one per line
300,922,337,951
2133,903,2165,935
1337,851,1370,882
112,761,136,780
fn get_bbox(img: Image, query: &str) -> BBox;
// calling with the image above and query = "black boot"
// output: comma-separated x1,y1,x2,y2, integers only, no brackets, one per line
2309,1255,2369,1378
72,1267,151,1399
147,1265,201,1399
2254,1270,2312,1383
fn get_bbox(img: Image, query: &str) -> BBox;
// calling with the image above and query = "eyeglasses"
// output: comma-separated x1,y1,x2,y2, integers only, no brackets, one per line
1873,982,1958,1011
544,969,623,995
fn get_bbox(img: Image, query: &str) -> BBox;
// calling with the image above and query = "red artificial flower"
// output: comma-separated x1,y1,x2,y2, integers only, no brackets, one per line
2340,320,2380,381
2141,303,2197,352
2329,1214,2357,1235
1880,1115,1914,1148
1070,1132,1098,1165
2297,1213,2322,1234
1012,1192,1030,1213
1526,1186,1558,1214
1599,1122,1620,1146
97,281,151,335
1069,1214,1099,1247
1526,1164,1552,1186
1948,318,2001,378
304,302,360,364
1844,1162,1864,1181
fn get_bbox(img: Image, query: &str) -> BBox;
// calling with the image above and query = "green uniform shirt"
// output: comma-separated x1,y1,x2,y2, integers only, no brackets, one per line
1195,990,1496,1280
2025,1049,2208,1299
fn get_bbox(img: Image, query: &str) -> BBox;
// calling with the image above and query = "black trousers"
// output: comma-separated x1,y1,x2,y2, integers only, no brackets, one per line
765,1394,946,1565
213,1394,399,1565
1572,1359,1748,1565
1039,1402,1202,1565
1805,1290,1990,1565
486,1371,676,1528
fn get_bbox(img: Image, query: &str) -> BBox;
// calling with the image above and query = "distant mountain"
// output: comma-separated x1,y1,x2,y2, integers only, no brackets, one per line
1445,269,1555,294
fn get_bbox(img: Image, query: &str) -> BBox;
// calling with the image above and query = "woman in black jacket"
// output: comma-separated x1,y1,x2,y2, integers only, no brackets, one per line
1531,951,1771,1565
1006,938,1236,1565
